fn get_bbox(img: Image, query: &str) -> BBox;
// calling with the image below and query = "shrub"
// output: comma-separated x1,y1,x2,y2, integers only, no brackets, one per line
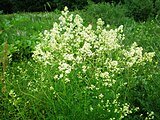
32,7,155,119
81,3,130,27
124,0,160,21
153,0,160,19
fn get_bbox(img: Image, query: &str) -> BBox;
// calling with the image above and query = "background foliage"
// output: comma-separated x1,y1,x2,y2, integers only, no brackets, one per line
0,0,160,21
124,0,160,21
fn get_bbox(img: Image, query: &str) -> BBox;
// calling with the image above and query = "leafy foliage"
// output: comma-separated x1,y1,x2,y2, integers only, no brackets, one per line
81,3,130,27
124,0,160,21
0,12,60,61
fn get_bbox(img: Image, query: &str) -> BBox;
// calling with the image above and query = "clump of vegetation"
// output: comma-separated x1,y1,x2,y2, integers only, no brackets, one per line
124,0,160,21
32,7,156,119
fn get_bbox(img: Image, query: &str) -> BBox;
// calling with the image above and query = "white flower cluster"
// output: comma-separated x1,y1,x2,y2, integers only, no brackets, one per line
123,42,155,67
9,90,20,107
32,7,155,119
33,7,154,72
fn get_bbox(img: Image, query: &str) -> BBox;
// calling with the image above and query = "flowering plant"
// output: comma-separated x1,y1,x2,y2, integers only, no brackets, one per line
33,7,155,119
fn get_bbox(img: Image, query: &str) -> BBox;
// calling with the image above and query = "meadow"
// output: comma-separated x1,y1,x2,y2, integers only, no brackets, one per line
0,3,160,120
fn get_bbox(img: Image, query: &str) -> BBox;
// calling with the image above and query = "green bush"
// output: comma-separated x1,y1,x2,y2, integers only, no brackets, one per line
124,0,160,21
32,7,155,119
153,0,160,19
81,3,130,27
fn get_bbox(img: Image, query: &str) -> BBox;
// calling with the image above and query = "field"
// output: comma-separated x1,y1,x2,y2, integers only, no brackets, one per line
0,3,160,120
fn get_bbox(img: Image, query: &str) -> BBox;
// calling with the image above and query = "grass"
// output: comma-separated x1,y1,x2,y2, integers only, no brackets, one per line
0,3,160,120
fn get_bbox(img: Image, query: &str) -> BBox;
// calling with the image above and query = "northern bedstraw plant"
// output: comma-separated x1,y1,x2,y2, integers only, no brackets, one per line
32,7,155,119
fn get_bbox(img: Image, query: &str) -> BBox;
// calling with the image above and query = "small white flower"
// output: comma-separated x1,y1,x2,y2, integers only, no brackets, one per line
59,74,63,78
99,93,104,99
82,65,87,73
54,75,58,79
50,86,54,90
68,14,73,22
100,72,110,78
65,78,70,83
63,53,74,61
90,105,94,112
58,63,72,74
97,18,104,27
64,6,68,12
